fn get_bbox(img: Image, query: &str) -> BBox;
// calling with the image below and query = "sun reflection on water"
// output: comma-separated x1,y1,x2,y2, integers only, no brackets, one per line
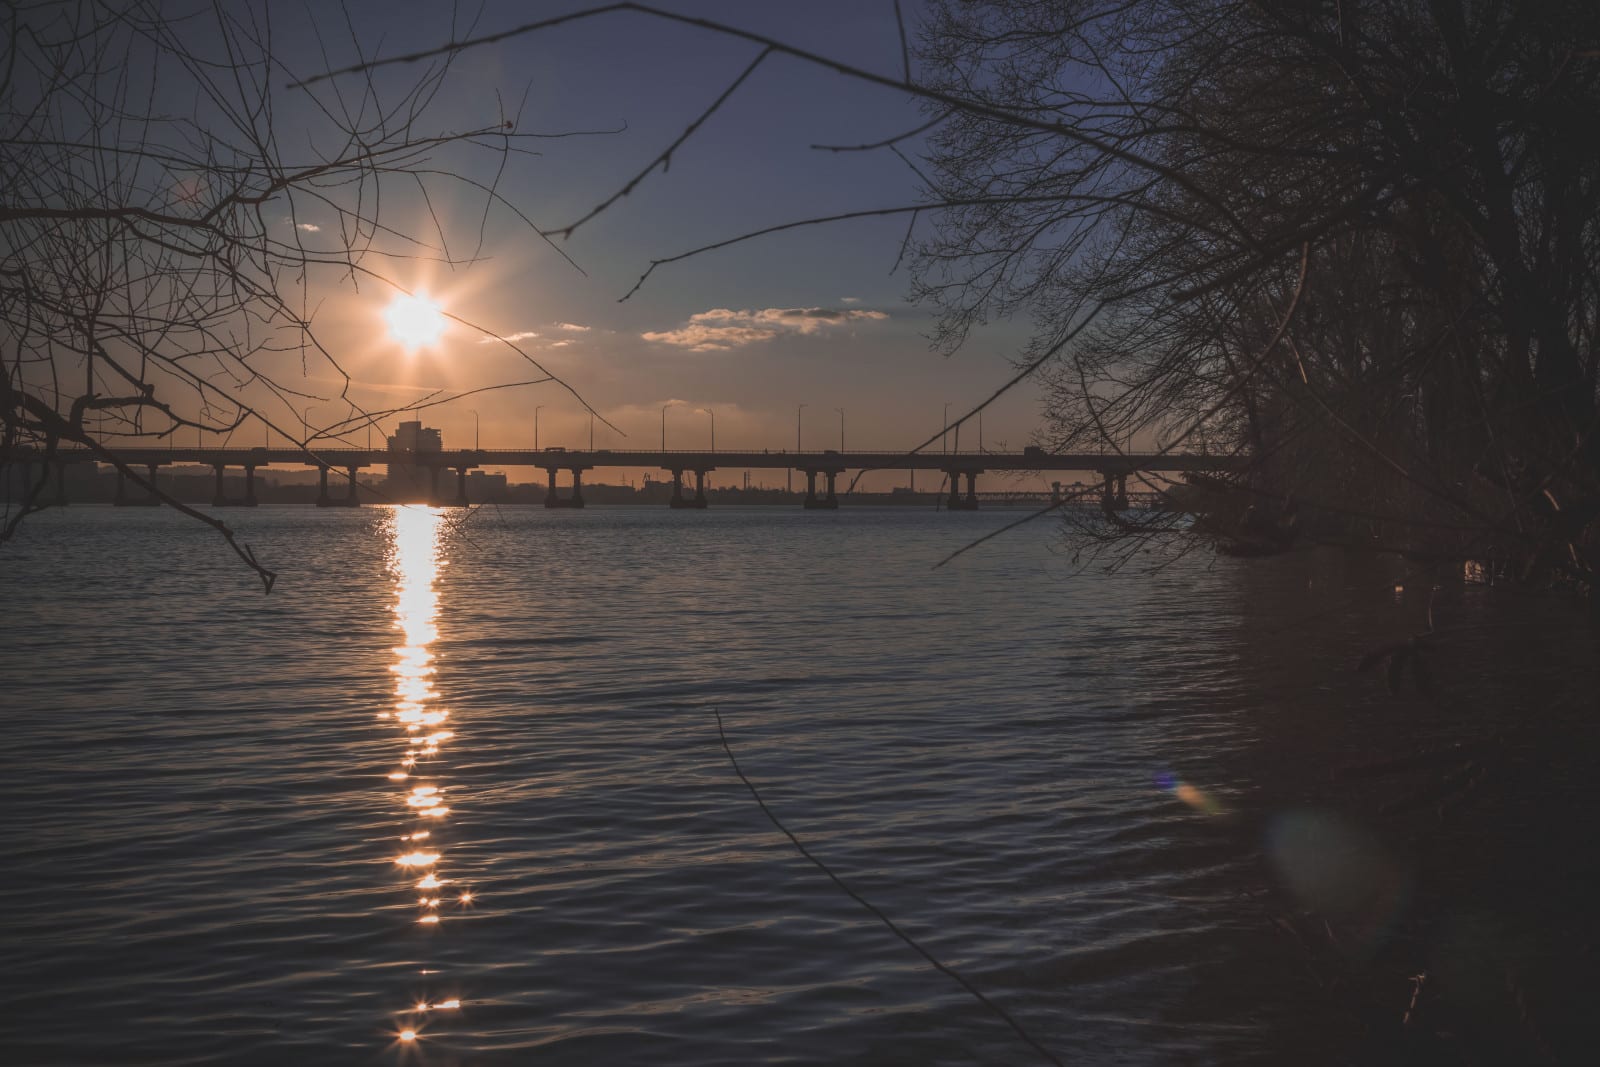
382,506,471,1044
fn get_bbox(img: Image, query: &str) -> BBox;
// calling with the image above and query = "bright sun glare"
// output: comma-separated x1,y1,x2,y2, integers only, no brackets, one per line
385,293,446,349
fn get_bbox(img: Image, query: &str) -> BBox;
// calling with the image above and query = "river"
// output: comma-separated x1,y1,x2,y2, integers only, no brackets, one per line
3,505,1595,1065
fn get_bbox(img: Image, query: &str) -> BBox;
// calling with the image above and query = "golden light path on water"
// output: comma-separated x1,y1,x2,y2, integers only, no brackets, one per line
381,506,470,1049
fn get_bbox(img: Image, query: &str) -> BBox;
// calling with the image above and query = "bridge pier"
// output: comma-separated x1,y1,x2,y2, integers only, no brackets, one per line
1101,473,1129,511
544,467,585,508
426,465,441,505
451,467,469,508
212,462,259,507
802,468,839,509
314,464,361,507
668,468,707,509
22,459,68,507
16,459,35,506
115,463,162,506
944,470,980,510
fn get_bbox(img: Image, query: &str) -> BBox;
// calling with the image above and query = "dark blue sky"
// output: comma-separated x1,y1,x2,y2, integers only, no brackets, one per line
267,2,1041,473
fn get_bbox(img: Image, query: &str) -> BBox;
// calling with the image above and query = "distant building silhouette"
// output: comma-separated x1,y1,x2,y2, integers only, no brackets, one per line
385,420,443,501
466,470,508,503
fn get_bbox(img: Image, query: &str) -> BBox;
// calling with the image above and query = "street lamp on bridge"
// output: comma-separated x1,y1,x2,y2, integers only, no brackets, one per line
469,409,479,451
835,407,844,452
791,402,806,494
698,407,714,452
534,405,544,450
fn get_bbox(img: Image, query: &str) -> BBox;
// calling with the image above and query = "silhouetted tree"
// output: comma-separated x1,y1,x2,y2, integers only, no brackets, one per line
912,0,1600,589
0,2,590,587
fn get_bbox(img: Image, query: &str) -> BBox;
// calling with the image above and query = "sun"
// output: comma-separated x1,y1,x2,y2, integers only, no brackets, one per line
385,293,447,349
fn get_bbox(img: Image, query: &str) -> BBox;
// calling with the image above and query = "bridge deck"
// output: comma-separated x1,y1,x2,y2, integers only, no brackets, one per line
12,446,1243,475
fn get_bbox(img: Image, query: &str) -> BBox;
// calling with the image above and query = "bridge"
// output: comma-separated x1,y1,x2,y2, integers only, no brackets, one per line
4,445,1242,511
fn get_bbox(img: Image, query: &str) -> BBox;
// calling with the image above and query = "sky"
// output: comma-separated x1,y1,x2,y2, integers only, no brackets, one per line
168,2,1045,485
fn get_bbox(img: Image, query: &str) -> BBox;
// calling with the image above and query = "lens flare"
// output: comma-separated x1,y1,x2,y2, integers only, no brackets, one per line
1155,771,1228,815
1267,808,1409,957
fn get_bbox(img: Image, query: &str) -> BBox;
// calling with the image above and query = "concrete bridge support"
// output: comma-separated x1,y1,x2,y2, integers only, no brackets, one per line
114,463,162,506
21,459,68,507
802,469,839,509
314,465,362,507
1101,473,1129,511
544,467,585,508
426,465,441,505
14,459,42,507
451,467,470,508
945,470,981,510
667,468,708,509
211,462,261,507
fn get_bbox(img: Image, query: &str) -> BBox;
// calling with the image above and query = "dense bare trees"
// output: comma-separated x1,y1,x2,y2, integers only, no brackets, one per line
912,0,1600,588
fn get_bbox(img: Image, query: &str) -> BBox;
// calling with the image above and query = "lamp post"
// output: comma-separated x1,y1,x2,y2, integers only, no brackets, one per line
534,405,544,450
835,407,844,452
790,402,807,494
304,406,317,448
589,411,595,450
661,403,671,450
943,402,951,454
469,409,479,451
698,407,715,451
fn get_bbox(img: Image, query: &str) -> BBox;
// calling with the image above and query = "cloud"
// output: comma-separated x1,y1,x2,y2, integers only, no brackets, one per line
643,306,888,351
840,296,861,304
298,222,321,232
478,330,540,345
549,339,573,348
554,322,590,332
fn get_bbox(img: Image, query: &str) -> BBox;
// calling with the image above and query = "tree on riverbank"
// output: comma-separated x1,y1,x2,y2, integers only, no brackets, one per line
294,2,1599,599
911,1,1600,594
0,3,596,587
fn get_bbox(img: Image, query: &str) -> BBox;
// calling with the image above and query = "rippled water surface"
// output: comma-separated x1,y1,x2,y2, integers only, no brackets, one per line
4,505,1593,1065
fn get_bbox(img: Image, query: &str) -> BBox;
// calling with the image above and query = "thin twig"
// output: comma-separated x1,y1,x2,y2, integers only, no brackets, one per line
713,707,1064,1067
